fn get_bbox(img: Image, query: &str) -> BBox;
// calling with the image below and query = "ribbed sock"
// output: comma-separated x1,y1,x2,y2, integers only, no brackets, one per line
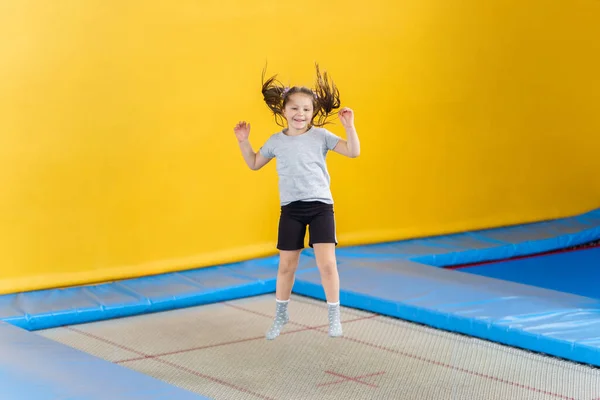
265,299,290,340
327,301,343,337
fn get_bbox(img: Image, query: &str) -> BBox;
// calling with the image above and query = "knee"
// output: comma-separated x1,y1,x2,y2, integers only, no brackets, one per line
279,254,300,275
317,259,338,276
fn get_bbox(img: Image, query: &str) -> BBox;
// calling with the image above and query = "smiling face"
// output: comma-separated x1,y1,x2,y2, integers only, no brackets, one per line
282,92,315,134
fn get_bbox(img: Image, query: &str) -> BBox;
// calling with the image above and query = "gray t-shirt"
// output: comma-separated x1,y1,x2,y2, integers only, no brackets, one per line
259,126,341,206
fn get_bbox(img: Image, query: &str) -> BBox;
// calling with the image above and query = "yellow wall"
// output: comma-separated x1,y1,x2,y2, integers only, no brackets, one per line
1,0,599,295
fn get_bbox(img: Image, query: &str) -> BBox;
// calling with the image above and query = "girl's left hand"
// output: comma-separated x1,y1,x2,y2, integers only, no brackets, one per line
338,107,355,129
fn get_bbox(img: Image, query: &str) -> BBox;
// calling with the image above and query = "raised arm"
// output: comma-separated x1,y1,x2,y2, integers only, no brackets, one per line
234,121,271,170
332,107,361,158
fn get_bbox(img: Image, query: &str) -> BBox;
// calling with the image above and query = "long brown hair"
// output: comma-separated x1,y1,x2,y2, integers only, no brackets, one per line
261,64,341,127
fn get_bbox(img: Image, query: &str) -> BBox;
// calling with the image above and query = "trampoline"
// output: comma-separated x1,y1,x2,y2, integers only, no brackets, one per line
2,208,600,399
449,245,600,300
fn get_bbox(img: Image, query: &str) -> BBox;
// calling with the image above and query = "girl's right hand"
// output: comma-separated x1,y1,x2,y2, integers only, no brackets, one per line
234,121,251,143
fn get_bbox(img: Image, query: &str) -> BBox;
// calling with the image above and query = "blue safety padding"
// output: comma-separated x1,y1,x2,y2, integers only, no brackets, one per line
0,253,320,331
459,246,600,299
293,259,600,366
0,255,284,331
412,208,600,266
0,321,209,400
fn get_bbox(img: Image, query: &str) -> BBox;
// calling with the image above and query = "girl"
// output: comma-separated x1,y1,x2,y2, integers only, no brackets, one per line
233,65,361,340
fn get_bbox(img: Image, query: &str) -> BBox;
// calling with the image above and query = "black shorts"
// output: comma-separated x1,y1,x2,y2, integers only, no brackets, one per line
277,201,337,251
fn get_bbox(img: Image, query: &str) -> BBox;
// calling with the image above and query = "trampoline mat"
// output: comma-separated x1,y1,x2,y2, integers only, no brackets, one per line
38,294,600,400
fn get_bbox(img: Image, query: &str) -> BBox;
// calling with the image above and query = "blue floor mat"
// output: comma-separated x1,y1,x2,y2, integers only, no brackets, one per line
458,246,600,300
0,321,208,400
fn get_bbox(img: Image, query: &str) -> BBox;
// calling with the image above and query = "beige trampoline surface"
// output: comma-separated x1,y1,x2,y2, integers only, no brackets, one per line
38,294,600,400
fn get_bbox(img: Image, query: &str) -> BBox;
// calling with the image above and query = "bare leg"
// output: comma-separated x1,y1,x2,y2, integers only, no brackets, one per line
313,243,342,337
313,243,339,303
266,249,301,340
275,250,302,301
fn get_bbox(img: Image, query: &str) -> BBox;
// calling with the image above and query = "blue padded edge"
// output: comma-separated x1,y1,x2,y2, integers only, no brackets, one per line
0,321,209,400
0,256,272,331
0,253,319,331
293,260,600,367
412,208,600,266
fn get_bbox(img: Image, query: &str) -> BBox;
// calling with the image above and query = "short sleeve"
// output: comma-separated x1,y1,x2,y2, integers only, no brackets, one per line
259,134,277,158
323,128,341,150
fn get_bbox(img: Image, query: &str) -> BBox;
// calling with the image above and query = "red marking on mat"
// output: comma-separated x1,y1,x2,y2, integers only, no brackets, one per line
317,370,385,388
229,303,578,400
117,313,375,364
117,334,267,364
445,242,600,270
342,335,577,400
224,302,378,332
67,327,275,400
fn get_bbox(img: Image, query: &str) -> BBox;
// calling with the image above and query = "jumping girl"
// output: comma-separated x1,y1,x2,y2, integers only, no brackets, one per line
233,64,361,340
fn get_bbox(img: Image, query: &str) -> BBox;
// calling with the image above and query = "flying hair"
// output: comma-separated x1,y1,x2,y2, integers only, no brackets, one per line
261,63,341,128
